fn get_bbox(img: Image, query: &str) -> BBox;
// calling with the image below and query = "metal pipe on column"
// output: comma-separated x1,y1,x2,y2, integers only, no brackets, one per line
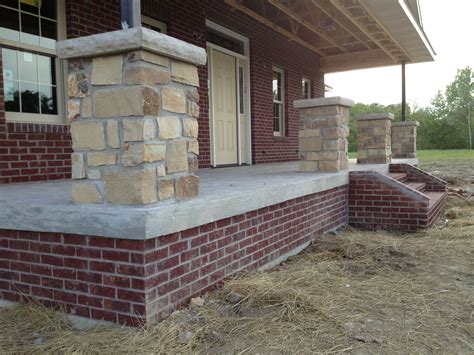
121,0,141,28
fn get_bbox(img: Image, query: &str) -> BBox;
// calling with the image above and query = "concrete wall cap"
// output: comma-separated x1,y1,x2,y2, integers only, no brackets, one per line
392,120,420,127
57,27,207,66
355,113,394,121
294,96,355,109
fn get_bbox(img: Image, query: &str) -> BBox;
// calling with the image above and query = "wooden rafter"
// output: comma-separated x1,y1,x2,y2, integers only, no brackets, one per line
329,0,399,62
224,0,326,56
267,0,348,53
310,0,372,50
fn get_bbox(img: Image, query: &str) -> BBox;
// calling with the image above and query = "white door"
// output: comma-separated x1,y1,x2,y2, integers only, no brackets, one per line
211,49,238,166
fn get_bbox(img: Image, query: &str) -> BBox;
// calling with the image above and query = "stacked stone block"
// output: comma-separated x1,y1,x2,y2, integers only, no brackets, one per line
294,97,354,173
355,113,393,164
392,121,419,158
61,29,205,205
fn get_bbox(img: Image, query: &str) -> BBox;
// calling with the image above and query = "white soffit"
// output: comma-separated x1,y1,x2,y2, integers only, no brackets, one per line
363,0,435,63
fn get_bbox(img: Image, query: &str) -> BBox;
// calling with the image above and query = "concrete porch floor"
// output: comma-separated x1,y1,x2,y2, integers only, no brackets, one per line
0,159,417,239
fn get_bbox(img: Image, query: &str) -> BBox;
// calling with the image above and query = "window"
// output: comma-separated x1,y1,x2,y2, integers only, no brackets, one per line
302,77,312,99
272,67,285,136
1,0,65,123
141,15,167,34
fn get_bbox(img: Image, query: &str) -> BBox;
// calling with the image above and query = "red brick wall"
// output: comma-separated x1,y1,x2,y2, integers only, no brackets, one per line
1,0,324,183
0,122,72,184
0,186,347,325
65,0,121,39
142,0,325,166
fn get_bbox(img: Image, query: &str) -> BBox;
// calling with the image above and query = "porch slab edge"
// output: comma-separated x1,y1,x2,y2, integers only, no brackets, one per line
0,160,417,240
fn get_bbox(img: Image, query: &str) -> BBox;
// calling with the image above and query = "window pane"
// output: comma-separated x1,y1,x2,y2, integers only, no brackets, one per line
0,0,19,8
0,7,20,31
20,82,39,113
272,71,281,101
20,0,40,14
273,103,281,132
38,53,55,84
2,47,18,80
19,50,38,82
4,80,20,112
40,0,56,19
21,12,39,35
39,84,57,114
41,18,56,39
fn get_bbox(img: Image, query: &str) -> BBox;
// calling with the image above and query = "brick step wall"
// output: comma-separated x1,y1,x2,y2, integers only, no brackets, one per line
349,164,447,232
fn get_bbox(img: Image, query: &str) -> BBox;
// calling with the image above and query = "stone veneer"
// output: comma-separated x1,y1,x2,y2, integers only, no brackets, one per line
392,121,419,158
294,97,353,173
57,27,206,205
355,113,393,164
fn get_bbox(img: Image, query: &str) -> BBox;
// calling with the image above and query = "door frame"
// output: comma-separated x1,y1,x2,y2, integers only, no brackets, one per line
206,20,252,167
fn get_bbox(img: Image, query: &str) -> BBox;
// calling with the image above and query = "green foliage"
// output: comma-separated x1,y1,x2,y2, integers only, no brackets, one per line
347,66,473,151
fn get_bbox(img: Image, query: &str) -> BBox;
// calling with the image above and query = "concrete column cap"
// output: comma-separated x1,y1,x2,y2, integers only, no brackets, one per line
355,113,394,121
57,27,207,66
294,96,355,109
392,120,420,127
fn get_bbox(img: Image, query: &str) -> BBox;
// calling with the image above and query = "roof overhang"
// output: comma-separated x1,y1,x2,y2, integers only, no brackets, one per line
224,0,435,73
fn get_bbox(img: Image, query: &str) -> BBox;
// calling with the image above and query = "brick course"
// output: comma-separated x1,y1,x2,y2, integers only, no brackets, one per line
0,186,347,325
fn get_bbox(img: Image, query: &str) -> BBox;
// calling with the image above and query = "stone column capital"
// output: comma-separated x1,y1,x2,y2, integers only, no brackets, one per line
294,96,355,109
57,27,207,66
392,120,420,127
355,113,394,121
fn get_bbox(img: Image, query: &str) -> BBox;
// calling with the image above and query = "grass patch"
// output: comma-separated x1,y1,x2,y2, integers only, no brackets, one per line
349,149,474,160
417,149,474,161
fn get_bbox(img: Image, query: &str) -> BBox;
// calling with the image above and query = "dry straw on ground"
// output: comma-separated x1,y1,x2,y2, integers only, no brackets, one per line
0,164,473,354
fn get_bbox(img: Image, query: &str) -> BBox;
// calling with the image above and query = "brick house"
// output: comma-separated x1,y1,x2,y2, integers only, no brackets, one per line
0,0,444,325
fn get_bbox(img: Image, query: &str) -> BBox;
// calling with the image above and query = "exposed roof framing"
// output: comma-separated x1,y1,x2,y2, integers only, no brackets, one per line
224,0,433,73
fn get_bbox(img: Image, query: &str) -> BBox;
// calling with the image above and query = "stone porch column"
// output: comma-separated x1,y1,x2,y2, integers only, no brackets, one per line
294,97,354,173
355,113,393,164
392,121,419,158
57,27,206,205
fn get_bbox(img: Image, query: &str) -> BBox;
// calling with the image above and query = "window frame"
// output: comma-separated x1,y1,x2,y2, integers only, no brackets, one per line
302,77,312,99
272,66,285,136
0,0,66,124
141,15,167,34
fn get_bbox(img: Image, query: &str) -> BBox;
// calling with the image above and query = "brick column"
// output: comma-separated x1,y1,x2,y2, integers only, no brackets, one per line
355,113,393,164
57,27,206,205
294,97,354,173
392,121,419,158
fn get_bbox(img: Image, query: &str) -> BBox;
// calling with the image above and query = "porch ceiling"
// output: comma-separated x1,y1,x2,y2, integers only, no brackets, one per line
224,0,435,73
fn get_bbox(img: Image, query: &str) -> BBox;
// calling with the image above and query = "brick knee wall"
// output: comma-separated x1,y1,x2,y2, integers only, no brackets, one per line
0,186,347,325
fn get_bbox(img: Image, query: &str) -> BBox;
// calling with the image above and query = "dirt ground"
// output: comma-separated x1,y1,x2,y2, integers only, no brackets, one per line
0,159,473,354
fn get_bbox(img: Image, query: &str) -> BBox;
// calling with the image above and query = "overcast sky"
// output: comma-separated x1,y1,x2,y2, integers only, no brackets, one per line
325,0,474,107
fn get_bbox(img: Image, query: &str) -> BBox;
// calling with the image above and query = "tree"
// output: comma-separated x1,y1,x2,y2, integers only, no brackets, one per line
444,67,473,149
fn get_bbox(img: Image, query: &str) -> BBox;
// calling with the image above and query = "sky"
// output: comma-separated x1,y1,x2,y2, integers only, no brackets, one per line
325,0,474,107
